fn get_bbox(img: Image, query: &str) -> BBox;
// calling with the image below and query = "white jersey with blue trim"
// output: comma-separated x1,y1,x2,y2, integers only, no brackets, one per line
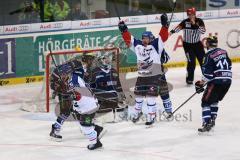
130,35,165,77
68,73,99,114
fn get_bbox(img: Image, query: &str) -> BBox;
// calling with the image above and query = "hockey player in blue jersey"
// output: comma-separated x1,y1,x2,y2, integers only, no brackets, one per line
119,13,173,125
195,36,232,132
89,52,126,114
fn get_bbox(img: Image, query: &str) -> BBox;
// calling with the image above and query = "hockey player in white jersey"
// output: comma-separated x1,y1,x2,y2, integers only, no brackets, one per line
118,13,173,125
49,57,104,150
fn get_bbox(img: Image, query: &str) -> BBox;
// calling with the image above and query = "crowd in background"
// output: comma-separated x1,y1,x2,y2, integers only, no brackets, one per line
0,0,207,25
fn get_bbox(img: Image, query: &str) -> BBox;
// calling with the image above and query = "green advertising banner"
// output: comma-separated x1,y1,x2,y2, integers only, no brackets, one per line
37,28,144,75
1,28,145,86
14,27,145,77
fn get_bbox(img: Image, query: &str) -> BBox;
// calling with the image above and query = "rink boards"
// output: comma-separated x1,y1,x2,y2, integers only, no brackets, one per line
0,17,240,86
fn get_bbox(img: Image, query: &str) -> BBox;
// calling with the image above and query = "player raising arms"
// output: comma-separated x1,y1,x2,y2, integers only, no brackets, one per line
195,36,232,133
118,13,173,125
49,56,104,150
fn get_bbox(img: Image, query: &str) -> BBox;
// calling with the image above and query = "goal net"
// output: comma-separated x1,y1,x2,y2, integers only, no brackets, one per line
21,47,120,113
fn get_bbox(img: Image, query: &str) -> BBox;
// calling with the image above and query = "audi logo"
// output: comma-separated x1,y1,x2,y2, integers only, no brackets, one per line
204,12,213,17
18,25,29,31
130,17,140,23
53,23,63,28
226,29,240,48
93,20,102,26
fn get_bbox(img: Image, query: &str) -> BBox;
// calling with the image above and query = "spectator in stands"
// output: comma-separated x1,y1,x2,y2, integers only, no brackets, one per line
128,0,144,16
71,1,88,20
152,0,172,13
34,0,54,22
18,0,41,24
52,0,70,21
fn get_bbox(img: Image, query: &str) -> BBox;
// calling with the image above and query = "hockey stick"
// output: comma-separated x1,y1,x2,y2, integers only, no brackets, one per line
113,0,121,20
170,82,208,117
169,0,177,26
49,48,65,84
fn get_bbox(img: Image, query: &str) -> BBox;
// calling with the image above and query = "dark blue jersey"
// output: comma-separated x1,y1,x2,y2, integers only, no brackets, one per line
89,67,123,99
202,48,232,84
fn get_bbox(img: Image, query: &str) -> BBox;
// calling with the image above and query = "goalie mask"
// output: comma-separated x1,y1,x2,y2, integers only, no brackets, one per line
97,52,113,70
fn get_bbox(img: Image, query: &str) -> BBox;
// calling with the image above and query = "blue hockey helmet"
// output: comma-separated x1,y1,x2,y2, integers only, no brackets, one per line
142,31,155,41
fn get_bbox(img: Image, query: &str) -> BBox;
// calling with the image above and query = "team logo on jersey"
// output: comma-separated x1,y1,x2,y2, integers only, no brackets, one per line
143,48,153,56
150,86,155,91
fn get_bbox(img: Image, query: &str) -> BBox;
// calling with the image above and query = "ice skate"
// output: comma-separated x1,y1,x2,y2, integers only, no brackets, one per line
50,124,62,142
87,139,103,150
132,112,143,123
198,123,212,133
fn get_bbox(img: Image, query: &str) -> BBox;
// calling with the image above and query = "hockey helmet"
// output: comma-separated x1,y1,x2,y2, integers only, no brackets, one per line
142,31,155,42
97,52,113,69
206,36,218,47
81,52,95,63
55,63,73,83
186,7,196,16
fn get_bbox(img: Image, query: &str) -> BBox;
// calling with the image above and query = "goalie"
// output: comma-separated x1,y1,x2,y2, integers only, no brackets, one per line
89,52,127,115
49,56,104,150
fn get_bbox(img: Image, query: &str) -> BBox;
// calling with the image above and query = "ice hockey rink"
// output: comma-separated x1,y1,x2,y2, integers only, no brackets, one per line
0,63,239,160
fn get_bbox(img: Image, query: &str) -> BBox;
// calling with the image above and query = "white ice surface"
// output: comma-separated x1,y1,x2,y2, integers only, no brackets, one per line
0,64,240,160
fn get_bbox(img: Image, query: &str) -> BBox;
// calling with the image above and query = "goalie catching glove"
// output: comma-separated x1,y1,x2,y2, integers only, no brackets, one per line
195,80,205,94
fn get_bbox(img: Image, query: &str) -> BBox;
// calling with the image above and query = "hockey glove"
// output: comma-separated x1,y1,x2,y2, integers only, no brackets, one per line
118,21,128,33
195,80,205,94
161,13,169,28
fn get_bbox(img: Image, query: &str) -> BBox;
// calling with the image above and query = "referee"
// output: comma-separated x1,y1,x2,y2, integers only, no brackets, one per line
170,7,206,85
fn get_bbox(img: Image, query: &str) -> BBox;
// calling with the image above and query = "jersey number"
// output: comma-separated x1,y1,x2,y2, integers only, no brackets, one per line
216,59,229,70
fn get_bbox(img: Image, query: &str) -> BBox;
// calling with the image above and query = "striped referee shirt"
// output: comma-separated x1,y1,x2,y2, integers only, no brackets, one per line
170,18,206,44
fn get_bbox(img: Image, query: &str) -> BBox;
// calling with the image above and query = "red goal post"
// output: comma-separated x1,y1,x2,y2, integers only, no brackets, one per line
45,47,120,112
